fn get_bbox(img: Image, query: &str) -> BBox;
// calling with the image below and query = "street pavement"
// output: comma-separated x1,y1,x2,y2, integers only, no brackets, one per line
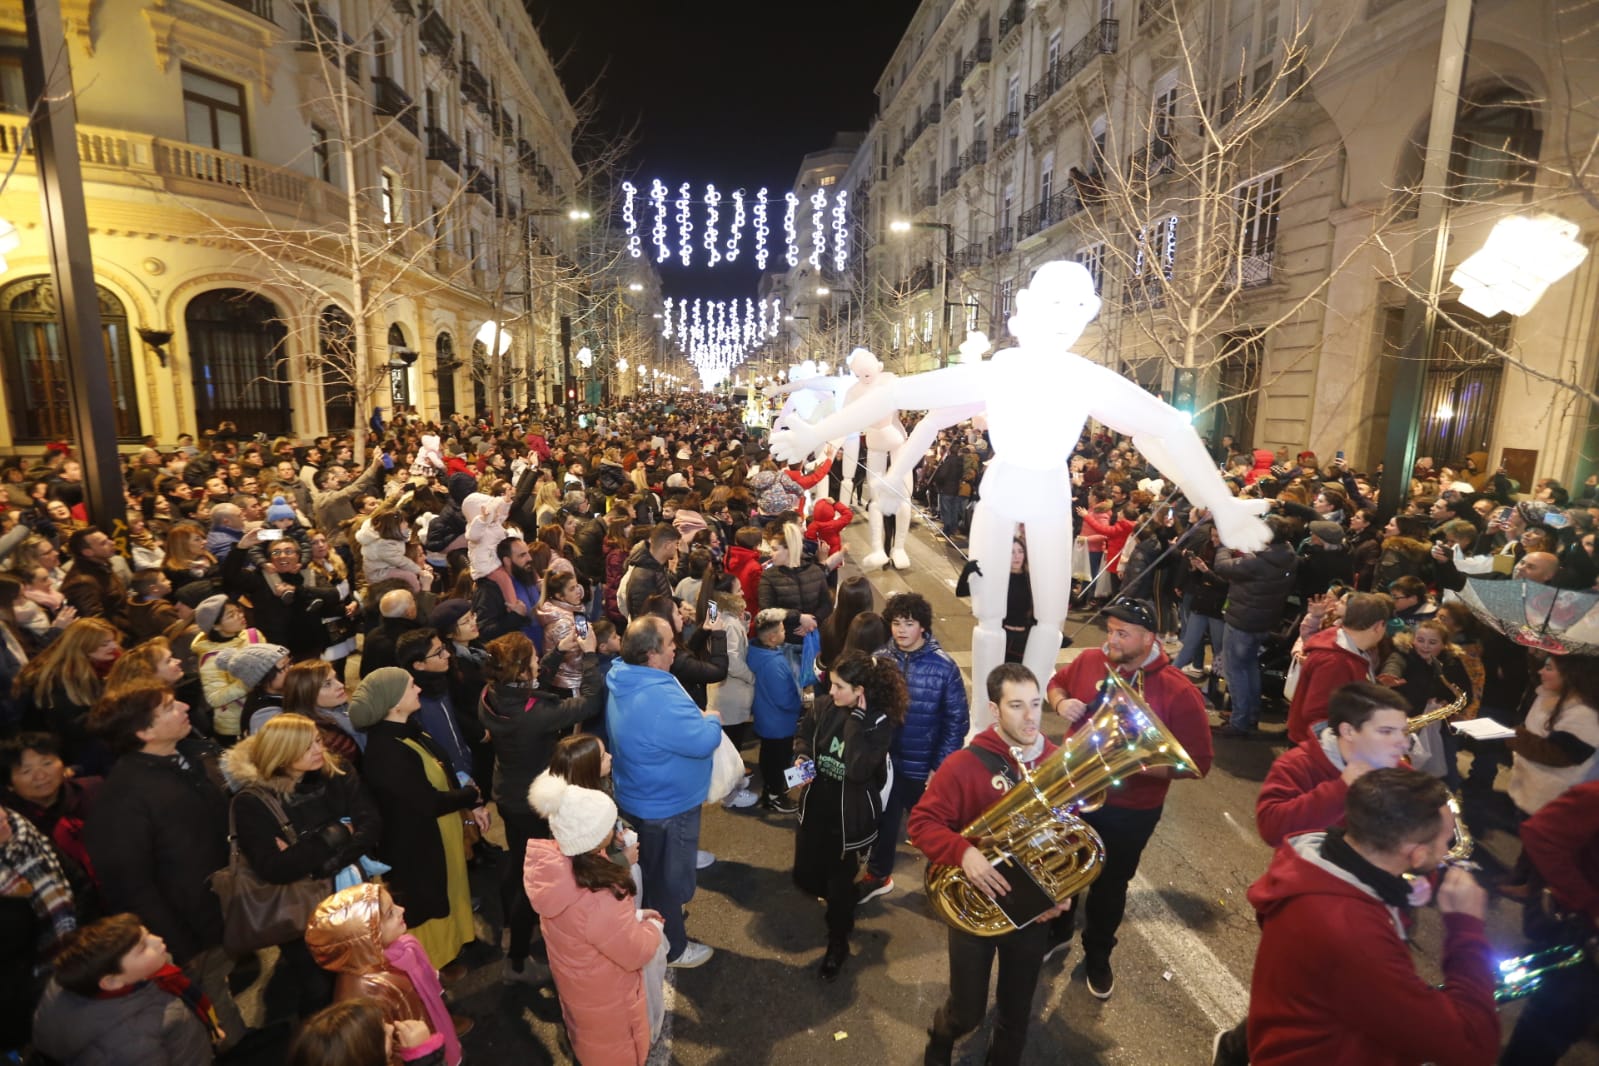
441,506,1599,1065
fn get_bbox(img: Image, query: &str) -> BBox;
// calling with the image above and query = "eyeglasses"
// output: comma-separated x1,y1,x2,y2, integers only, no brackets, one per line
426,645,451,660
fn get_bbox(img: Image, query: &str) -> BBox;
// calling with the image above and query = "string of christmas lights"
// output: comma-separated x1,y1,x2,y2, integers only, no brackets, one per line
621,181,853,271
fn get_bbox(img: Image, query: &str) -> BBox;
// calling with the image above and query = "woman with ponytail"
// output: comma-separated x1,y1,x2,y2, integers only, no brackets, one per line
789,649,906,981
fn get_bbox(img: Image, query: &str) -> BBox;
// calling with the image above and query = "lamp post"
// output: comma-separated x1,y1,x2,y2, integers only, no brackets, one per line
510,207,590,422
891,218,956,368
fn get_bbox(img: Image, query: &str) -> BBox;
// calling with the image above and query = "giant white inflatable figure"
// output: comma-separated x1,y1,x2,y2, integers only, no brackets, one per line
771,261,1271,730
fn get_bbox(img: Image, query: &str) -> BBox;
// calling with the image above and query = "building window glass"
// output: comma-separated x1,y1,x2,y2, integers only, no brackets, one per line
1075,243,1106,294
319,305,355,431
182,67,249,155
435,332,456,417
820,175,837,186
311,124,332,182
381,170,402,224
1236,171,1283,287
0,48,25,114
0,277,142,442
185,289,290,436
1449,87,1541,201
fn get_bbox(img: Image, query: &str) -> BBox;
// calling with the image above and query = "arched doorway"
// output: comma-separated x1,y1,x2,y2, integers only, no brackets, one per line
185,289,290,437
320,305,356,432
435,332,456,418
0,276,143,442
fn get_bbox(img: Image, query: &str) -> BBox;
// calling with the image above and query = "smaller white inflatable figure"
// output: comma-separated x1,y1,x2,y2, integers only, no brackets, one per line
954,331,991,364
771,261,1271,729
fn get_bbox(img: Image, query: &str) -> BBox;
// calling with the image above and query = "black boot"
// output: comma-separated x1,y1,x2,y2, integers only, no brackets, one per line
819,940,848,981
923,1032,954,1066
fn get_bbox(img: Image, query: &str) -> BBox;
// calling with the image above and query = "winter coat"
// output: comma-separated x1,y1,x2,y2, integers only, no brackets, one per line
535,598,586,693
672,508,708,542
245,568,340,659
1508,690,1599,815
1295,545,1355,600
669,630,728,710
360,616,422,679
1213,542,1299,633
220,744,379,891
1255,724,1349,847
909,727,1060,867
83,737,229,965
472,571,542,648
1286,626,1376,744
603,545,629,625
1245,449,1275,485
361,718,480,925
621,542,675,621
1348,528,1382,591
748,643,801,739
1246,832,1497,1066
805,500,852,558
1377,644,1474,719
423,472,479,554
708,622,754,726
1520,778,1599,925
462,493,510,581
523,840,660,1066
794,695,893,851
1078,509,1135,574
572,517,608,584
756,562,832,645
724,544,764,613
194,626,269,738
302,889,441,1056
1372,536,1434,593
32,978,213,1066
357,521,421,583
606,660,723,820
479,660,606,817
873,636,968,781
312,459,389,536
750,458,832,516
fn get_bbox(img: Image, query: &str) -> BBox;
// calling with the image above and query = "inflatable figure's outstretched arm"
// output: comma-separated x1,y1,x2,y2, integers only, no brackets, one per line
883,403,987,495
761,375,856,401
770,363,988,464
1083,363,1270,551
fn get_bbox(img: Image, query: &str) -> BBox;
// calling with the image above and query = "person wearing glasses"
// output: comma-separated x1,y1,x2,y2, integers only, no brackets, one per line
395,628,481,786
234,529,344,662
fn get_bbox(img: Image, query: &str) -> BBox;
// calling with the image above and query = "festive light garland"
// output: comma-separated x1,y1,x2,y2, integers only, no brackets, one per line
703,184,722,268
832,191,850,275
659,295,786,379
676,182,693,268
650,180,669,264
809,187,827,271
726,191,746,263
783,192,800,269
621,181,852,270
621,181,640,260
754,189,770,271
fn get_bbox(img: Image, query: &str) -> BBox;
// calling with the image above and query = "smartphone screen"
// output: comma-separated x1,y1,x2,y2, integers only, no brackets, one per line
706,601,719,622
574,615,589,638
258,529,283,541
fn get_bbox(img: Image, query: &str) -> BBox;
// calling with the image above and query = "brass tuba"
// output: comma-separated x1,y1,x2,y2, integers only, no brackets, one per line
924,670,1199,936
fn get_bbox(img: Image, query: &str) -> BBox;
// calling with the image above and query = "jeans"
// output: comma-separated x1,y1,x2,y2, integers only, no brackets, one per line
938,493,965,534
622,804,701,960
926,921,1052,1066
1221,624,1267,730
1172,611,1225,671
1061,804,1164,961
865,771,926,880
501,808,550,965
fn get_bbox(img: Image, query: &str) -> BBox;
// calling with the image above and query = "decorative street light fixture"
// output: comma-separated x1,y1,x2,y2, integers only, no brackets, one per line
890,217,956,367
1450,214,1588,318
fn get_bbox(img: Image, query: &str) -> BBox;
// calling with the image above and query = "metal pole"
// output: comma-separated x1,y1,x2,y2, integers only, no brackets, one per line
1378,0,1473,520
22,0,122,529
940,223,954,368
560,313,574,429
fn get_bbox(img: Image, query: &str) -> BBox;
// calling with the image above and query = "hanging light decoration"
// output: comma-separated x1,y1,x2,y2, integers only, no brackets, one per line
703,184,722,268
650,180,669,264
622,181,640,259
628,181,851,270
726,190,746,263
754,188,771,271
783,192,800,269
809,187,827,271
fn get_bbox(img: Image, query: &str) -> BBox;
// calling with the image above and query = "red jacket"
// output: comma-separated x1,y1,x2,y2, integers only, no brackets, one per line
805,499,852,557
1255,728,1347,846
725,545,763,618
1286,626,1373,744
909,728,1059,868
1077,510,1135,574
1247,835,1498,1066
1521,778,1599,924
1046,648,1213,811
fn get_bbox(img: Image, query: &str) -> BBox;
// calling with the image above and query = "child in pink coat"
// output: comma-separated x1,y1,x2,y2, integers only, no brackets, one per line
524,777,664,1066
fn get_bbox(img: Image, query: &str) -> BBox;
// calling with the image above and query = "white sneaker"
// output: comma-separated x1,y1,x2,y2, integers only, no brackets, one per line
722,788,760,809
668,941,714,968
696,849,716,869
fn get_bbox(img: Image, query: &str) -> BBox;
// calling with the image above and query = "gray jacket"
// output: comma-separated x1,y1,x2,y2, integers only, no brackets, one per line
32,978,214,1066
1214,542,1299,633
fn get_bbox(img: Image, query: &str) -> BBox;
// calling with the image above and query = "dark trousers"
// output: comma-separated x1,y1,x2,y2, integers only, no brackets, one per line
927,921,1052,1066
623,804,701,960
501,808,549,964
758,735,794,800
866,772,926,880
1500,954,1599,1065
1064,804,1163,961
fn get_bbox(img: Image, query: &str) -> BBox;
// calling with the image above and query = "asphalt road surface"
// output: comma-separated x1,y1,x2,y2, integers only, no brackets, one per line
430,508,1598,1066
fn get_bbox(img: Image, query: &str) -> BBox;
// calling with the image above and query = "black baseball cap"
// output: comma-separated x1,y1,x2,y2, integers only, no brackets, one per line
1102,597,1157,632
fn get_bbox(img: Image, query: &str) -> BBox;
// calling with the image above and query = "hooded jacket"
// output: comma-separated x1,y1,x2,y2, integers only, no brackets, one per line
1213,542,1299,633
874,636,968,781
606,659,723,820
805,500,853,557
1078,509,1136,575
794,695,893,851
32,977,213,1066
724,544,764,613
1520,778,1599,924
747,642,802,739
1246,832,1497,1066
908,727,1060,867
1255,724,1349,847
1286,626,1375,744
220,741,379,886
523,840,660,1066
621,541,675,621
1246,448,1275,485
479,658,606,817
423,472,478,554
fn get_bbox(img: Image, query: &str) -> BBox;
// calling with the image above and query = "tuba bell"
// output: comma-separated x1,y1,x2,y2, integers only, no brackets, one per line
925,670,1199,936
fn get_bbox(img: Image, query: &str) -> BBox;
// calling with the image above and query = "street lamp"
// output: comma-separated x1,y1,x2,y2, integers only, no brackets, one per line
890,218,956,368
567,208,592,221
628,282,644,292
815,285,831,296
1450,214,1588,318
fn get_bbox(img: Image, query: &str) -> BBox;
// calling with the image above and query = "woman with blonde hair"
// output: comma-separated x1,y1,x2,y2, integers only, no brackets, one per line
532,480,565,531
16,617,121,772
104,635,185,691
5,535,65,588
160,521,216,595
223,713,380,1018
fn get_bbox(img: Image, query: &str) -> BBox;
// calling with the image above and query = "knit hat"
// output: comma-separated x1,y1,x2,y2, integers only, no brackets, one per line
1308,520,1346,547
266,495,296,524
194,594,229,635
348,666,413,730
428,597,474,636
217,643,288,689
527,772,617,856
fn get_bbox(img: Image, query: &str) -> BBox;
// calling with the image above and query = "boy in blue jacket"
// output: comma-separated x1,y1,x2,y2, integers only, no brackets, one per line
749,608,804,812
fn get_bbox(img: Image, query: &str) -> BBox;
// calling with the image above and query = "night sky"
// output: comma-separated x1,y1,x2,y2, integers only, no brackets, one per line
526,0,919,303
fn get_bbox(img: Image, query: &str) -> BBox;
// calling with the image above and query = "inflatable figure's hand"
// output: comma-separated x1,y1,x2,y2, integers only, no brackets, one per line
1211,496,1273,552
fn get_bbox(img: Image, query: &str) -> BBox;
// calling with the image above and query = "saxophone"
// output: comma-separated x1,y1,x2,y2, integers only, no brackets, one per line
1405,676,1474,865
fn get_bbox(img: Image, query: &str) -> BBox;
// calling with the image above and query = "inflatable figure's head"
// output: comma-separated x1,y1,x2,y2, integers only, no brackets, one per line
1011,261,1101,350
846,347,883,386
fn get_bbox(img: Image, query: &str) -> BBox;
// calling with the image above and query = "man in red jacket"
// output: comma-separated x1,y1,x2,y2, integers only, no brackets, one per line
909,664,1070,1066
1246,769,1497,1065
1045,596,1213,999
1256,680,1413,846
1500,778,1599,1064
1285,591,1392,743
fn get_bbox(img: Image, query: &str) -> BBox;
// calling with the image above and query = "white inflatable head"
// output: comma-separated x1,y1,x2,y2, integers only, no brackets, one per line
1010,260,1101,349
846,347,883,385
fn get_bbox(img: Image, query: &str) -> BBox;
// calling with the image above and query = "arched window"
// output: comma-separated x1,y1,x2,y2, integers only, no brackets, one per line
435,332,456,418
1450,86,1541,202
185,289,289,436
0,276,142,442
319,305,356,431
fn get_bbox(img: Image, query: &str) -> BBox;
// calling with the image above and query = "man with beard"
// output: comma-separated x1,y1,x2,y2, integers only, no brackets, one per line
473,536,544,649
1045,596,1213,998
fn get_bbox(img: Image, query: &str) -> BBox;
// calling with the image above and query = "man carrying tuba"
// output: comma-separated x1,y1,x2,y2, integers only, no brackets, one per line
908,663,1071,1066
1045,596,1214,998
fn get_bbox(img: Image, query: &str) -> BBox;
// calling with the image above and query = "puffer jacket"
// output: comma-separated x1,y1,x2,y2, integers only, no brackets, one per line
524,840,660,1066
708,621,754,726
621,541,675,620
220,741,379,887
479,658,606,817
874,635,968,780
32,978,213,1066
1213,542,1299,633
725,544,764,612
194,626,269,738
424,472,478,554
756,562,832,645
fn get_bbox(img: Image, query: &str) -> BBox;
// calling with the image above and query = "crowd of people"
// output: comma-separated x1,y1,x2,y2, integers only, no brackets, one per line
0,395,1595,1066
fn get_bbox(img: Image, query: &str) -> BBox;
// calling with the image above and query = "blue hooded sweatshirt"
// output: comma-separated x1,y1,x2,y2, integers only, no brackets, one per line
748,643,802,740
606,659,723,819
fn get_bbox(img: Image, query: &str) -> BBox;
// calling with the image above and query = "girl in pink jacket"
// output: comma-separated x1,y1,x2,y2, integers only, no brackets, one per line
524,777,664,1066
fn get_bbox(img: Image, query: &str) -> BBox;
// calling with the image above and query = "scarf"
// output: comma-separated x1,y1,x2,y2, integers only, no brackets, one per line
97,963,222,1042
0,812,77,969
1319,827,1413,910
385,934,462,1066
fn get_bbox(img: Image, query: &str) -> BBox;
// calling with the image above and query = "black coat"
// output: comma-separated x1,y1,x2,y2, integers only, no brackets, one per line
1296,546,1356,600
671,631,728,710
1213,543,1299,633
479,656,606,817
757,562,833,645
793,695,893,854
83,738,229,965
231,770,381,885
361,718,479,925
359,616,423,678
247,569,340,659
